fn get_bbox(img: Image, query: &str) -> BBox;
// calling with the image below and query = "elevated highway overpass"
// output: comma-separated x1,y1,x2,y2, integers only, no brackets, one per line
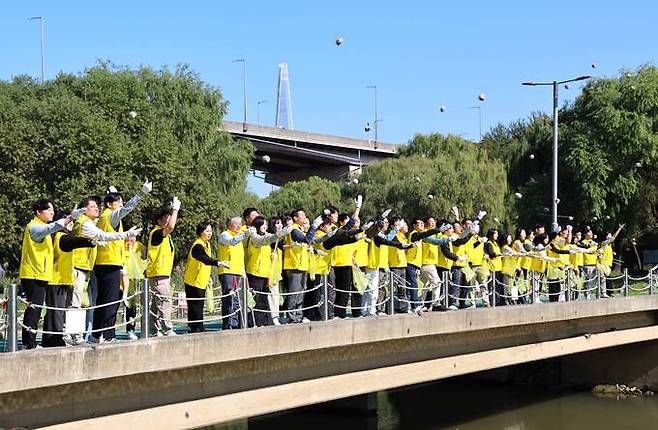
3,296,658,429
221,121,399,185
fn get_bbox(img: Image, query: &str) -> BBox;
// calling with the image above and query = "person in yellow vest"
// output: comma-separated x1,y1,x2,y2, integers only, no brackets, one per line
218,215,252,329
19,199,72,349
446,221,473,310
282,209,322,323
363,216,401,316
387,218,414,313
43,216,97,348
184,220,230,332
121,235,144,340
268,216,285,324
484,228,505,306
146,198,180,337
599,223,625,297
546,230,572,303
579,227,599,300
72,195,139,344
242,207,260,228
406,218,447,313
419,217,447,310
245,216,292,326
500,232,523,304
90,181,150,343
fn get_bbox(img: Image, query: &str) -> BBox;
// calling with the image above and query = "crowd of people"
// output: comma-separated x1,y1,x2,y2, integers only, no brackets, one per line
16,182,625,349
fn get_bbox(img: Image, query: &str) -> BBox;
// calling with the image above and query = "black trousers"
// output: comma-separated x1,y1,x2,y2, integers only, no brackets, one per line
304,274,323,321
185,283,206,333
547,277,561,302
333,266,362,318
43,285,72,347
92,265,122,340
21,278,47,349
247,274,272,327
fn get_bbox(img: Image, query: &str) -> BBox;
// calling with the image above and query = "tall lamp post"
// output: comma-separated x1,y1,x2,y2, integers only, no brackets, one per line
523,75,591,232
256,100,269,126
29,16,45,83
366,85,380,148
233,58,247,131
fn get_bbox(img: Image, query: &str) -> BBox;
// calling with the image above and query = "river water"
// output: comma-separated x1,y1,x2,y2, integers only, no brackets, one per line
205,379,658,430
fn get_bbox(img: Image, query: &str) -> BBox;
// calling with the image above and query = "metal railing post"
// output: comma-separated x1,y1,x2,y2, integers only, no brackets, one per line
565,269,571,302
491,272,497,308
140,278,150,339
442,271,449,310
530,272,536,304
322,274,329,321
596,270,602,299
241,276,249,328
650,268,654,295
623,268,629,297
7,283,18,352
388,272,395,315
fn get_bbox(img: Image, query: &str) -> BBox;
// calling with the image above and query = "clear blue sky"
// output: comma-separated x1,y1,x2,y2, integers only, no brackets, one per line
2,1,656,195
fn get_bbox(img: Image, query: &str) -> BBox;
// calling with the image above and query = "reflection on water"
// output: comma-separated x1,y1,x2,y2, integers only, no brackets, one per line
200,379,658,430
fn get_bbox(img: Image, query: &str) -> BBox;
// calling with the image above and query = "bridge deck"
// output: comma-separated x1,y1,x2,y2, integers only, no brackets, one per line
2,297,658,428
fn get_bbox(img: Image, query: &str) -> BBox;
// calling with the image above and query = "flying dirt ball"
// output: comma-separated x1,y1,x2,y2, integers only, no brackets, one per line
129,111,137,118
529,154,535,160
262,155,271,163
439,106,446,112
514,192,523,199
335,37,344,46
478,93,486,101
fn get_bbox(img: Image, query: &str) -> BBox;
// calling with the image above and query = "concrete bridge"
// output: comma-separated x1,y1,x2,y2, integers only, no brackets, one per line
2,296,658,429
221,121,399,185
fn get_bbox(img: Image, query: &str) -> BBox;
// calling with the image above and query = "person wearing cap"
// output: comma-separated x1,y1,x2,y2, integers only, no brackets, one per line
388,218,412,313
217,216,252,329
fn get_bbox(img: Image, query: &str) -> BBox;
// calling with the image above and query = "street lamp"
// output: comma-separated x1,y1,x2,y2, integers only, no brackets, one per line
366,85,380,148
523,75,591,233
28,16,45,83
256,100,269,126
233,58,247,131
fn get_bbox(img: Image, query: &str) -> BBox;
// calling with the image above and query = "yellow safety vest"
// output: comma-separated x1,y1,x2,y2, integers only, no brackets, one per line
487,242,502,272
519,239,532,270
469,236,485,266
547,240,569,268
501,245,518,277
437,236,454,270
95,208,124,266
421,233,439,266
146,226,175,277
245,236,273,278
600,244,613,267
283,224,310,271
354,238,368,268
406,231,423,267
312,231,332,275
332,241,354,268
50,231,75,286
581,239,598,266
73,214,97,271
366,239,380,270
19,217,54,282
217,229,246,276
388,232,408,268
452,239,469,268
183,238,212,289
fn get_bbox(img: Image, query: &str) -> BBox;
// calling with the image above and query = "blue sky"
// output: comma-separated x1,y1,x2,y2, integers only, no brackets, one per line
2,1,656,195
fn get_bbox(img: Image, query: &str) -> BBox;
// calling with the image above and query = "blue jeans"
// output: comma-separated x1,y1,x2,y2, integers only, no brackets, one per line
406,265,420,309
219,274,242,329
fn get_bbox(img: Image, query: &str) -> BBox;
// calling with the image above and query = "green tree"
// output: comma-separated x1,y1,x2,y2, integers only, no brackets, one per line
0,63,254,271
354,133,508,225
260,176,343,219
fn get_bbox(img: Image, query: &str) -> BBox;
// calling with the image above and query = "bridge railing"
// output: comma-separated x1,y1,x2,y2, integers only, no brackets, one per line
2,265,657,352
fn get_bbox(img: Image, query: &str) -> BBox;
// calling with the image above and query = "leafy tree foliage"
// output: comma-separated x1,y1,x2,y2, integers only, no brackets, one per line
0,63,254,270
354,133,508,225
260,176,343,219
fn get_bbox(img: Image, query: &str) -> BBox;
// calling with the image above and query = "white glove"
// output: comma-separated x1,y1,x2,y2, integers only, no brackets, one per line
457,256,467,262
450,206,460,219
171,196,181,211
126,226,143,238
248,226,257,237
355,195,363,209
141,179,153,194
480,237,488,243
566,225,573,232
476,210,487,220
449,234,459,242
217,261,230,269
71,205,85,221
107,186,118,193
394,220,403,231
471,224,480,234
315,249,328,257
92,239,108,247
312,216,323,229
